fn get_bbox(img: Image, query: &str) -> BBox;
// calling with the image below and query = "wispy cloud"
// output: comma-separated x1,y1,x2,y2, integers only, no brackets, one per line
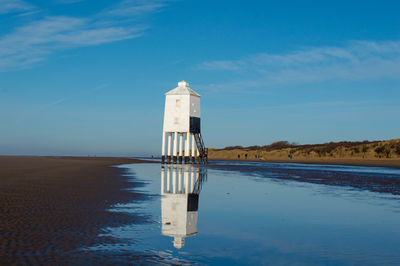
0,16,142,70
0,0,34,14
55,0,84,3
0,0,168,71
106,0,168,17
199,40,400,89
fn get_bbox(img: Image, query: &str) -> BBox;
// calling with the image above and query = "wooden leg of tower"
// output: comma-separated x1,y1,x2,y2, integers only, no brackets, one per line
190,169,194,193
161,166,165,194
166,165,171,192
185,132,190,164
178,166,182,193
172,165,177,194
173,132,178,163
161,131,166,164
184,166,189,193
179,133,183,164
191,133,196,164
167,132,171,164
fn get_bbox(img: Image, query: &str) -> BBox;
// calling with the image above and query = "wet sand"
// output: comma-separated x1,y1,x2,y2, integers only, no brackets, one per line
209,158,400,169
0,156,154,264
207,161,400,195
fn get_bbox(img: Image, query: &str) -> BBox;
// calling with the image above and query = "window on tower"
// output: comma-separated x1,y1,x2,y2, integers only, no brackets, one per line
176,99,181,108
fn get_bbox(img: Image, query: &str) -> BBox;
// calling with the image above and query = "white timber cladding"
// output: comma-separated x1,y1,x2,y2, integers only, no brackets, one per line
163,81,201,133
189,95,200,118
163,94,190,132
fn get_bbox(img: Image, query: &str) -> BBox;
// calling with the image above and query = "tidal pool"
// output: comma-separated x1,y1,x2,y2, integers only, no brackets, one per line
93,162,400,265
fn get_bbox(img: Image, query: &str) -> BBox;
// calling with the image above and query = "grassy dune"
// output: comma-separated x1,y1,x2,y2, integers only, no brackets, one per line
208,139,400,167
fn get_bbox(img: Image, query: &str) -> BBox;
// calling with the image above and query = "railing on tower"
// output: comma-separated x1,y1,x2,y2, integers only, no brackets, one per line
194,133,208,164
192,167,208,194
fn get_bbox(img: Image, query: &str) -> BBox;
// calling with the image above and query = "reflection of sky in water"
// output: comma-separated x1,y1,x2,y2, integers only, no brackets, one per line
91,163,400,264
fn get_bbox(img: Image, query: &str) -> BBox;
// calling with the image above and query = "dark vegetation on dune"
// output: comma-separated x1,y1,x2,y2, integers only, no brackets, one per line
220,140,379,152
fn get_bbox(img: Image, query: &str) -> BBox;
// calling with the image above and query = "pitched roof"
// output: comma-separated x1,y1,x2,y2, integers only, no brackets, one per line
166,80,200,97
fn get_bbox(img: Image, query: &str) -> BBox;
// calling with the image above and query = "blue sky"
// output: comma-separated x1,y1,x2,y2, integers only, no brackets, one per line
0,0,399,156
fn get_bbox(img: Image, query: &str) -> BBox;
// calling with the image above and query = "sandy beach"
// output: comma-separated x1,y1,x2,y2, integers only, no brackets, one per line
2,155,399,264
0,156,154,264
2,156,400,264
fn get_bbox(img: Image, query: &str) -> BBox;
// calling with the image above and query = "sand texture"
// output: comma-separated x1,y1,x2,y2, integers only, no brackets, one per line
0,156,153,264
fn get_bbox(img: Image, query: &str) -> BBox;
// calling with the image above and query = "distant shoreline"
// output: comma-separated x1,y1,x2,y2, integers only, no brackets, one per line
208,139,400,169
139,155,400,169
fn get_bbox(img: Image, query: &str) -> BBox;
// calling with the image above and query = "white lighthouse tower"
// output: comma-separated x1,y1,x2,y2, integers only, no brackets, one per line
161,81,207,164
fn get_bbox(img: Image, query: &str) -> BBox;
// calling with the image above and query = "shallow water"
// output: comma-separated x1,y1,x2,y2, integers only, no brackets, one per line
91,162,400,265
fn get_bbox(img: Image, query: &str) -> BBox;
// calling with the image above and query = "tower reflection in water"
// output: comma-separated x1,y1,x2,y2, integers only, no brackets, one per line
160,165,207,249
